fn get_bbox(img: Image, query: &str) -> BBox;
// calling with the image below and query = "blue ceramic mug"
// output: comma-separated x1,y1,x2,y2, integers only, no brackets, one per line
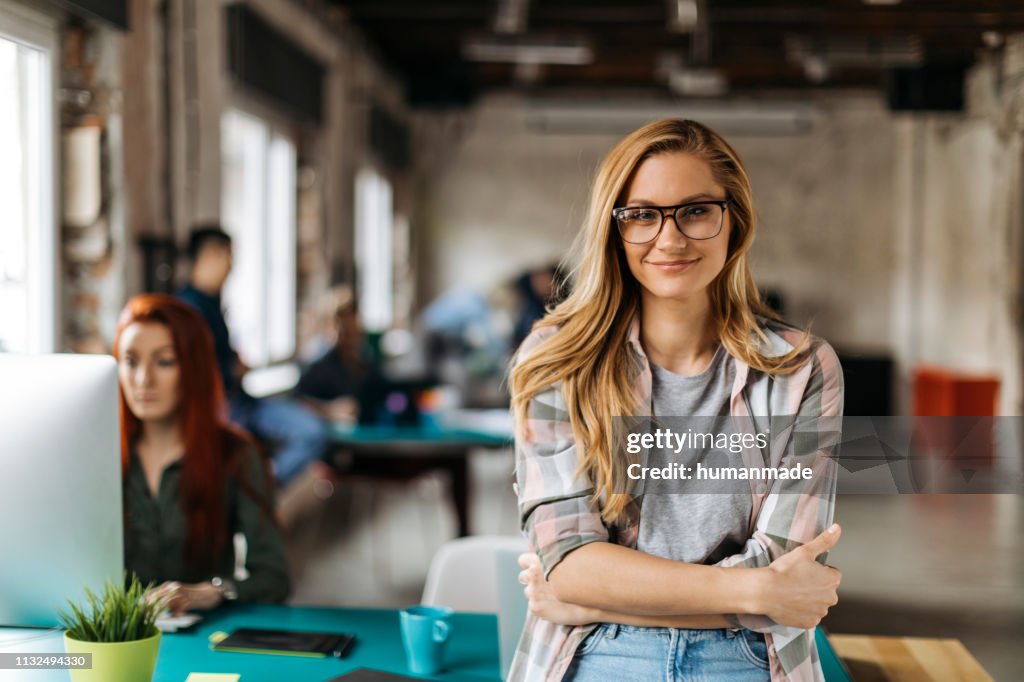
399,605,453,675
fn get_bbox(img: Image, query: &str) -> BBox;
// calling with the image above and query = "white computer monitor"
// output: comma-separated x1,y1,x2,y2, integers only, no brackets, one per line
0,354,123,627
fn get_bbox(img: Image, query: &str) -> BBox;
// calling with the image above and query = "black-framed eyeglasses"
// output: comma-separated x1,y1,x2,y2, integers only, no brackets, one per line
612,200,729,244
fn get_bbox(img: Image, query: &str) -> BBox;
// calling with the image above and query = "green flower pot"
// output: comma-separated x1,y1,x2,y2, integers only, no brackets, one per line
64,629,161,682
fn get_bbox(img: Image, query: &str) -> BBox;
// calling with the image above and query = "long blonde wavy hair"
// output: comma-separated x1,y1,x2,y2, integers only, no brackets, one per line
509,118,810,523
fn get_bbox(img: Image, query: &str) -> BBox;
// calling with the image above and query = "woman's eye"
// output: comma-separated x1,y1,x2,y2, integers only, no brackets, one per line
157,358,177,368
629,210,658,222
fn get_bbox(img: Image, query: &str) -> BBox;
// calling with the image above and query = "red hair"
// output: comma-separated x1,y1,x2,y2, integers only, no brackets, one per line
113,293,273,573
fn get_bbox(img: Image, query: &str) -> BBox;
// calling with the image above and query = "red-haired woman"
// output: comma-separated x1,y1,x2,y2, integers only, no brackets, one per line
113,294,290,614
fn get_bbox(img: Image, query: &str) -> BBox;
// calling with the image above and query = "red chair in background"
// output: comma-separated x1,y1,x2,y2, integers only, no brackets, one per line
912,366,1000,475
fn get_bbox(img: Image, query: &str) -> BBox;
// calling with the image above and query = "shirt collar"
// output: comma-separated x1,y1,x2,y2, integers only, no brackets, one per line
625,312,794,362
183,283,220,305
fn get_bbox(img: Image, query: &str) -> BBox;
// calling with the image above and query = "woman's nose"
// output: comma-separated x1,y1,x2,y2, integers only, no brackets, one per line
135,363,154,386
655,214,689,248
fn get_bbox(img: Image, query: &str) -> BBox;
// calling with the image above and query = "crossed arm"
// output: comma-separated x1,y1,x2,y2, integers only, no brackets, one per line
514,340,845,631
518,525,842,629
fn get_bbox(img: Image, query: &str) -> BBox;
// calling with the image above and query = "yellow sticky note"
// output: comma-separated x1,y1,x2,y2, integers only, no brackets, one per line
185,675,240,682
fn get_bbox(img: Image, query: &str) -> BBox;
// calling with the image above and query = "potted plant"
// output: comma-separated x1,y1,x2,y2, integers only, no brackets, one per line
60,574,165,682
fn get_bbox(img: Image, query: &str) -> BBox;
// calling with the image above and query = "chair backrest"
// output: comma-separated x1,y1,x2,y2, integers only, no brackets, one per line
422,535,529,679
422,535,527,612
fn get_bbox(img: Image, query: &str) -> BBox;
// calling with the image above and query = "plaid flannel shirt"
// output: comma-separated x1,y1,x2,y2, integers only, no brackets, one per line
509,314,844,682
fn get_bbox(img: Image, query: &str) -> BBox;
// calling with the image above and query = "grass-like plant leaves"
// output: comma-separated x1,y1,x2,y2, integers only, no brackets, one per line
59,574,167,643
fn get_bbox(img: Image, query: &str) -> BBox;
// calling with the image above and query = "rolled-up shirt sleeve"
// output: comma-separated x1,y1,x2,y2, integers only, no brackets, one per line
717,339,844,635
514,331,609,578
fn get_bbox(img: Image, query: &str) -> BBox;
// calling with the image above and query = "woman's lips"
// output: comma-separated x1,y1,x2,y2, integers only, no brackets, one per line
647,257,700,272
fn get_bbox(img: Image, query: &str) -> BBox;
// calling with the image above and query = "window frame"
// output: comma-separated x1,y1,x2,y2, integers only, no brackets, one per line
0,0,59,353
220,96,299,368
355,165,395,333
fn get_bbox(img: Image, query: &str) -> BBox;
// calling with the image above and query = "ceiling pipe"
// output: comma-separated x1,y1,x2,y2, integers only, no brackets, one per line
668,0,698,33
494,0,529,35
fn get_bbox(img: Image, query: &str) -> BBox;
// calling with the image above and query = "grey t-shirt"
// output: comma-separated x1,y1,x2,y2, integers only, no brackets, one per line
636,343,752,564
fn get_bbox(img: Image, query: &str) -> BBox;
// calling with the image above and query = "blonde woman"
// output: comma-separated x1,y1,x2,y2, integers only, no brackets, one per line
509,119,844,682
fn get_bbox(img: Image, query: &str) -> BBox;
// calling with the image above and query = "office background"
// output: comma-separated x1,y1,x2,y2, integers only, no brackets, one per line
0,0,1022,679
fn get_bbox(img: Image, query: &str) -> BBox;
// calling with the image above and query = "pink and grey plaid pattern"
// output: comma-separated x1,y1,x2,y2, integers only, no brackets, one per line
509,315,844,682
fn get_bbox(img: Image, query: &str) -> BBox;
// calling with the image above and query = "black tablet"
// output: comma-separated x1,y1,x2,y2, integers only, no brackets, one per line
212,627,355,658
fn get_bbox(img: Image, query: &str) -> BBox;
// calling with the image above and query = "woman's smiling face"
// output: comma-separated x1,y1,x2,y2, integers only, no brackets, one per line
619,151,731,304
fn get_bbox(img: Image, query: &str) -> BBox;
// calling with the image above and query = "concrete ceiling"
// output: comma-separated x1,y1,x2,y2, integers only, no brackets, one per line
328,0,1024,106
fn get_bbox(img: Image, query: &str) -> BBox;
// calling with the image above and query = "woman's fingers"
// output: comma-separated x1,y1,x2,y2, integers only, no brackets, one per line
799,524,842,560
166,592,188,616
147,581,180,607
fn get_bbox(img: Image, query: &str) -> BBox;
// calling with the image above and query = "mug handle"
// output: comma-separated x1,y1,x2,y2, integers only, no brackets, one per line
433,620,450,643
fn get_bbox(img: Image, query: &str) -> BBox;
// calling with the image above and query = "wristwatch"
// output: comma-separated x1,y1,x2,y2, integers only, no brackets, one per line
211,576,239,602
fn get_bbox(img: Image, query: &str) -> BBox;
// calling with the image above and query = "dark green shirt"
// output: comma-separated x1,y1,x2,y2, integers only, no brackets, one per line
123,446,290,602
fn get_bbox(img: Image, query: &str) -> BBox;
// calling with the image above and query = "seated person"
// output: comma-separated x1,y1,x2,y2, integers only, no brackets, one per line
177,225,329,486
114,293,291,614
296,296,380,424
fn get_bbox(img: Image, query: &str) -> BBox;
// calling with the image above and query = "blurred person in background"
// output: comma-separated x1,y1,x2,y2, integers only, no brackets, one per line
512,262,569,349
178,225,329,487
295,290,380,424
114,294,290,614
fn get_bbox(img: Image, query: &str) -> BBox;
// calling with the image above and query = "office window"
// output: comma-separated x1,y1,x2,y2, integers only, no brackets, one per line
0,5,56,353
355,167,393,332
221,107,297,366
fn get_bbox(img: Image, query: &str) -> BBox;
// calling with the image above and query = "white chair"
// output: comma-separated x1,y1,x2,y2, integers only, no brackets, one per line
422,535,527,612
422,535,530,679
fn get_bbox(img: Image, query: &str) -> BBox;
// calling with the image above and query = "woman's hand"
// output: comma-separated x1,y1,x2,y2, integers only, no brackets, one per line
518,552,600,626
149,581,224,616
759,524,843,629
326,397,359,424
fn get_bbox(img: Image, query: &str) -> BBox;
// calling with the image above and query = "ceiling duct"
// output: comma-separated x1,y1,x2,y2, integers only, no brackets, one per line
524,100,816,136
463,0,592,83
786,35,924,82
659,0,729,98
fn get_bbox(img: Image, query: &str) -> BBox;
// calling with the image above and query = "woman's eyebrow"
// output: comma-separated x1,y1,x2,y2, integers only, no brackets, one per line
624,192,718,206
128,345,175,355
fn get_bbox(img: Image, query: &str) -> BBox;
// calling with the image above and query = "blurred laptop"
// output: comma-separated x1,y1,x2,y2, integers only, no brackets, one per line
357,376,437,427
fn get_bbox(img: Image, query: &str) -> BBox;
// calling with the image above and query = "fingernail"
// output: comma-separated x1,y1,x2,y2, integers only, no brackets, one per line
828,524,839,534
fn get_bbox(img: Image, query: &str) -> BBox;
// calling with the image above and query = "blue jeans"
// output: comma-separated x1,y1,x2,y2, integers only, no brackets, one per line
565,624,770,682
230,393,330,487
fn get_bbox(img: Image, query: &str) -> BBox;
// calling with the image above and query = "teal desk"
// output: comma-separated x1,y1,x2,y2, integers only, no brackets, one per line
159,605,500,681
0,605,501,682
329,424,511,537
330,424,510,450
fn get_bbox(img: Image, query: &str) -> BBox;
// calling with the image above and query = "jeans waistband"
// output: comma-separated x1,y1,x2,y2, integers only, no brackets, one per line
603,624,749,641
